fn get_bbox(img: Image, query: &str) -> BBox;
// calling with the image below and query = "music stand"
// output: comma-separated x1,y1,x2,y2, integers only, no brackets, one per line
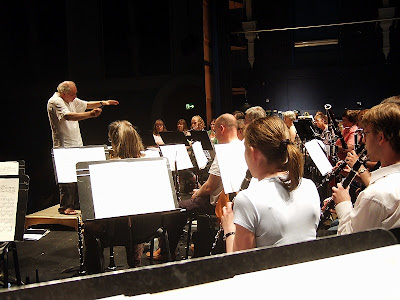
141,130,158,148
188,131,214,150
160,131,190,147
52,145,109,184
295,119,317,142
76,157,182,263
0,160,29,287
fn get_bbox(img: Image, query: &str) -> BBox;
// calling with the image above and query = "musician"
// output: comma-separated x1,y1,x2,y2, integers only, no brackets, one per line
282,111,299,144
47,80,119,215
147,113,241,260
177,119,189,136
233,110,245,120
190,115,206,131
314,111,333,157
221,116,320,252
84,120,144,274
332,102,400,234
335,109,359,160
244,106,266,125
207,118,218,144
237,119,245,141
152,119,167,145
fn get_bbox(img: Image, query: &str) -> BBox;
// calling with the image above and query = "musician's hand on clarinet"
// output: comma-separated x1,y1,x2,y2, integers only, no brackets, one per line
345,150,359,169
340,165,351,177
321,198,336,214
221,202,235,233
332,183,351,205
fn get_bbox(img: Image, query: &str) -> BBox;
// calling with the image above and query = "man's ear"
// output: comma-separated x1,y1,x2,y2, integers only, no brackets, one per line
378,131,386,145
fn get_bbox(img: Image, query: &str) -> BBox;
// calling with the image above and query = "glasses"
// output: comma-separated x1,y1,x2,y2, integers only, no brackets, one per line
359,130,371,139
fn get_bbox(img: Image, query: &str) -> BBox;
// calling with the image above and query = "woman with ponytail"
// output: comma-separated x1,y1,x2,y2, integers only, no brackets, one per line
221,116,320,253
84,120,145,274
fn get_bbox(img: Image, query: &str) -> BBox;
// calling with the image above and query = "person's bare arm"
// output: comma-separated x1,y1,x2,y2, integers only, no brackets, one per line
86,100,119,110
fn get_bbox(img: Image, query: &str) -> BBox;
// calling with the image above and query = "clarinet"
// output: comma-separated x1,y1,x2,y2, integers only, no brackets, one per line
325,104,348,150
319,151,367,223
174,158,181,202
210,170,252,255
316,144,365,189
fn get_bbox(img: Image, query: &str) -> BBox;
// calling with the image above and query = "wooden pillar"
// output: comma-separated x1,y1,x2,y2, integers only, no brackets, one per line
203,0,213,126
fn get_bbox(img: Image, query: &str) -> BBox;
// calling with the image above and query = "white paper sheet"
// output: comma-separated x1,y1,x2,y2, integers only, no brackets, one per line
159,144,193,171
191,141,208,170
304,139,333,176
53,146,107,183
89,159,177,219
0,178,19,241
142,149,161,158
214,141,247,194
0,161,19,176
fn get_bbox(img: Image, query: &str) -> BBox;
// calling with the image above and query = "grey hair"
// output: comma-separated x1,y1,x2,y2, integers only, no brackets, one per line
57,81,74,94
283,111,296,121
245,106,266,122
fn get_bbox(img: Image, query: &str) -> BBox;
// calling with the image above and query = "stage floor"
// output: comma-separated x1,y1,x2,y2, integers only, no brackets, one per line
5,225,192,286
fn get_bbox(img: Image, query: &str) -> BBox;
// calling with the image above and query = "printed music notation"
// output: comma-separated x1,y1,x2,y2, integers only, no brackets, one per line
0,161,19,176
0,178,19,241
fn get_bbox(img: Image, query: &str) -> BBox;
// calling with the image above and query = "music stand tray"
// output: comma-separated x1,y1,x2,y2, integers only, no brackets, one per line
141,130,158,148
160,131,190,147
76,157,180,222
188,130,213,150
295,119,316,142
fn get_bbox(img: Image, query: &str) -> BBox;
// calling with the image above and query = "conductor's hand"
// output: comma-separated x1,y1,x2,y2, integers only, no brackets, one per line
104,100,119,106
221,202,235,233
90,108,102,118
332,183,351,205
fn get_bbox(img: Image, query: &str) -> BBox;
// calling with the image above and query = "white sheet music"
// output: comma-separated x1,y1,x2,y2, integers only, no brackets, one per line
89,159,177,219
214,141,247,194
53,146,107,183
142,149,161,158
191,141,208,170
0,178,19,241
0,161,19,176
159,144,193,171
304,139,333,176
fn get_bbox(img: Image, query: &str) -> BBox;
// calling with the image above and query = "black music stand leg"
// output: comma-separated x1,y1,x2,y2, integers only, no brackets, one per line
11,242,21,286
185,216,193,259
149,238,155,265
107,246,117,271
3,244,9,288
163,226,172,262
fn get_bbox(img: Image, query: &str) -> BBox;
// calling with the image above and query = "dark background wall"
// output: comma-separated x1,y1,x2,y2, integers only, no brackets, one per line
2,0,400,213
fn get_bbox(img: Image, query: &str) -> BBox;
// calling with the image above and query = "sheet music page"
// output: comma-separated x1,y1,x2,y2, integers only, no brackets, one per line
89,159,177,219
214,141,247,194
0,161,19,176
159,144,193,171
192,141,208,169
142,149,161,158
53,147,106,183
304,139,333,176
0,178,19,241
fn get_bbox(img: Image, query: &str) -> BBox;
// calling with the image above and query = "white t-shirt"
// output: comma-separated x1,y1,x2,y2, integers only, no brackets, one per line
47,92,88,147
233,177,320,247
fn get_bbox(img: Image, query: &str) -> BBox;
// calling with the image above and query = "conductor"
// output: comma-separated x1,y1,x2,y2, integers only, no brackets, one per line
47,80,119,214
